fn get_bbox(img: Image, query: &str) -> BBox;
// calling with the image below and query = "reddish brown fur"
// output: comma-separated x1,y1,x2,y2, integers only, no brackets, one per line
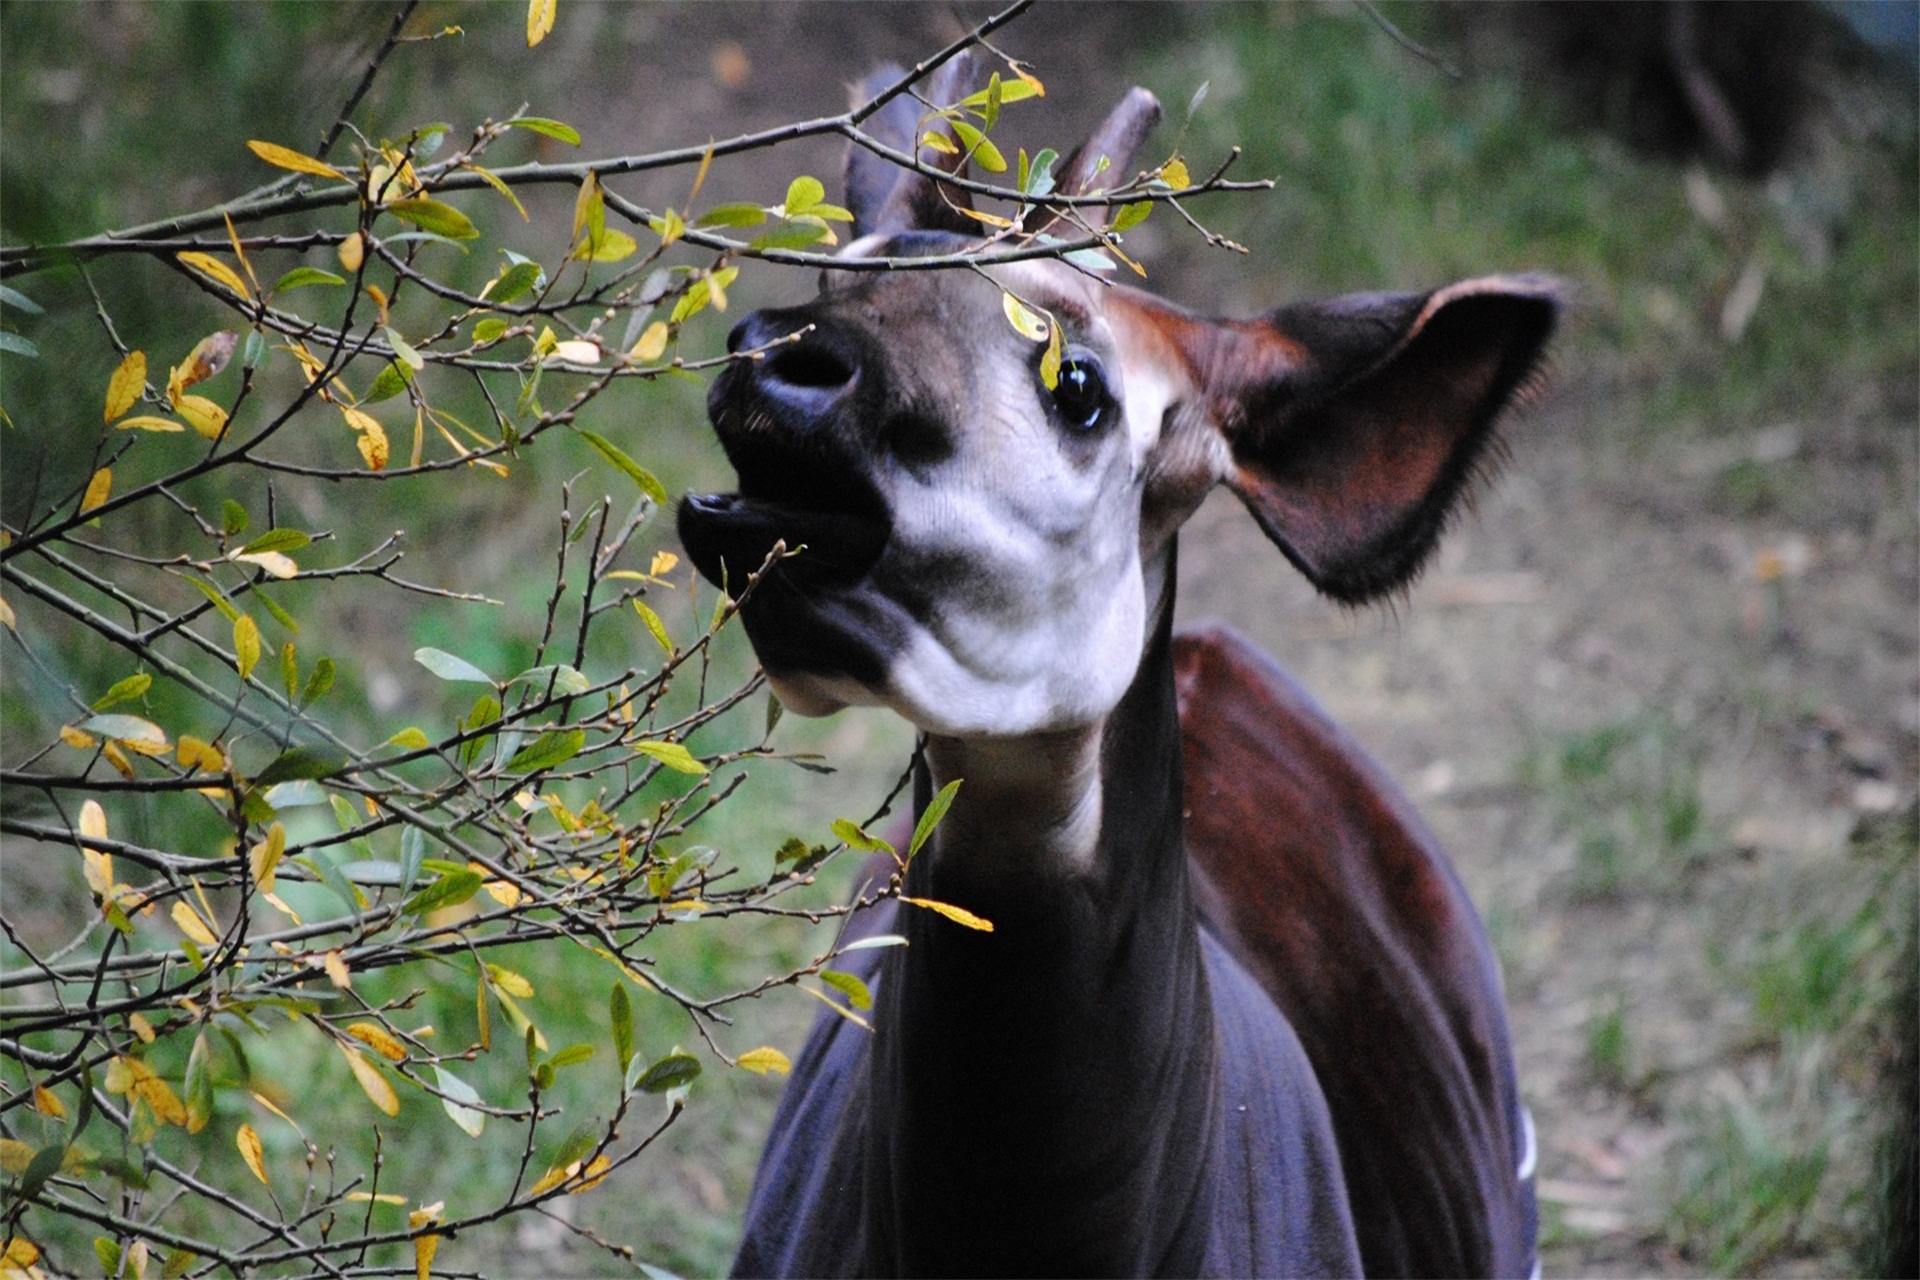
1173,625,1528,1277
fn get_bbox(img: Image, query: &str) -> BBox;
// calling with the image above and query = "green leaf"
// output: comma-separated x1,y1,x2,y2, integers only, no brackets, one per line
433,1064,486,1137
507,117,581,145
783,175,825,216
632,1052,700,1094
506,727,585,773
472,317,510,343
240,528,311,555
549,1121,599,1170
817,968,873,1010
577,430,667,504
510,664,590,695
0,283,44,314
414,646,495,684
1023,147,1059,197
398,825,427,895
261,779,327,808
403,868,483,915
253,745,347,787
79,713,166,746
485,260,542,305
387,726,431,750
281,640,299,697
387,196,479,240
377,332,421,379
747,222,830,252
221,499,250,536
300,656,336,706
610,983,634,1072
184,1032,214,1133
185,575,242,622
695,202,768,228
363,360,412,404
256,591,298,633
948,120,1007,172
1111,201,1153,233
831,817,892,855
909,778,962,858
93,672,152,710
272,266,345,292
634,739,706,775
545,1043,595,1070
0,331,40,359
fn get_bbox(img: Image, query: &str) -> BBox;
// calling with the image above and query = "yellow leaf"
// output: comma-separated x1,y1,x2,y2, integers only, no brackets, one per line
347,1021,408,1062
900,895,995,932
80,468,112,514
102,740,135,779
958,206,1015,230
528,1163,570,1196
172,900,218,946
105,350,147,423
177,735,225,773
1001,292,1048,342
262,891,301,923
2,1237,39,1269
339,1042,399,1116
236,1122,269,1184
247,140,345,180
527,0,556,47
569,1154,612,1193
128,1013,156,1043
338,232,365,274
116,414,186,433
126,1240,149,1280
625,320,669,363
346,1191,408,1204
175,331,238,392
484,964,533,998
135,1069,187,1127
649,550,679,577
634,600,673,656
224,211,261,295
413,1230,441,1280
31,1084,66,1118
233,614,260,679
61,725,96,749
176,252,251,300
1163,156,1191,188
323,950,352,989
0,595,11,632
79,797,108,842
176,395,229,440
230,550,298,579
482,878,521,908
737,1046,791,1076
357,417,390,471
0,1140,37,1175
249,822,285,893
408,1200,444,1230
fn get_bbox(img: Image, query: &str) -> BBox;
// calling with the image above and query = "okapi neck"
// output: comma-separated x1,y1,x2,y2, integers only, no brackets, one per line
865,585,1217,1276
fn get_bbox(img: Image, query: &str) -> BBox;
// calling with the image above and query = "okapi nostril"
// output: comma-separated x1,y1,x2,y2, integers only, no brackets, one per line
766,344,855,390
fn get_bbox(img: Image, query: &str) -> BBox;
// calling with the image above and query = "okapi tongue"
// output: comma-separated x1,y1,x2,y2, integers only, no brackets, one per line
676,492,888,593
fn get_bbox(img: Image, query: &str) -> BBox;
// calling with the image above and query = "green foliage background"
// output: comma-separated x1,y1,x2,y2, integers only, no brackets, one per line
4,3,1914,1277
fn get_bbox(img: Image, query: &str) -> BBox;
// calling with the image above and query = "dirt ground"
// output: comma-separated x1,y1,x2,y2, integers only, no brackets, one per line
516,4,1918,1274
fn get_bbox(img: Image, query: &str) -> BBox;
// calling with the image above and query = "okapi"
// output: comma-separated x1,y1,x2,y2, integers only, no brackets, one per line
678,55,1558,1279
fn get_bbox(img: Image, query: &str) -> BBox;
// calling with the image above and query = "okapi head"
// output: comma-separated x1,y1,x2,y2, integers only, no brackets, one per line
679,57,1558,740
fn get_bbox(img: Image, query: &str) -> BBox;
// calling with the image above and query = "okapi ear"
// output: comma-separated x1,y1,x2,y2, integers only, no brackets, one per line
1209,276,1560,604
1026,87,1163,235
845,53,982,238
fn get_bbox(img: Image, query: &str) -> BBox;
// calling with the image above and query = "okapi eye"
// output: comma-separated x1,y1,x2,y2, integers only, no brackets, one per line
1051,359,1108,433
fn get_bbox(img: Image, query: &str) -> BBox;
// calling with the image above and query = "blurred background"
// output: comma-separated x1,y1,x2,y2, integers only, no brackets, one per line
3,2,1914,1275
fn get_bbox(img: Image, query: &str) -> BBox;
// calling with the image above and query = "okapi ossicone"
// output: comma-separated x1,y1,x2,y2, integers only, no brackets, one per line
677,55,1557,1279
